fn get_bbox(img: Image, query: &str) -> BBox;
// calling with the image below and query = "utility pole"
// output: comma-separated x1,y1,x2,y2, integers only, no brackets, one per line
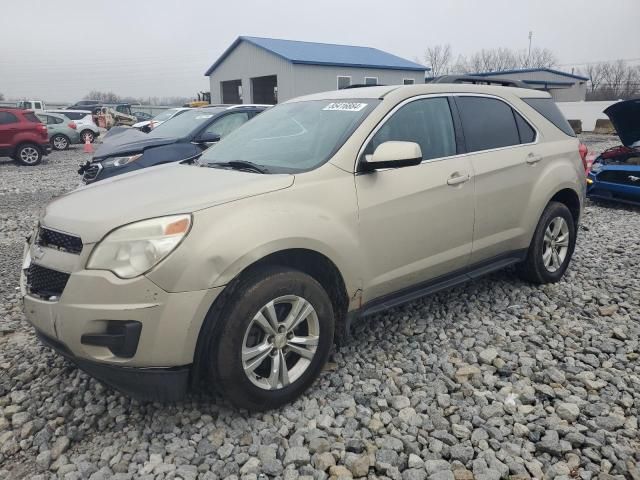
528,31,533,67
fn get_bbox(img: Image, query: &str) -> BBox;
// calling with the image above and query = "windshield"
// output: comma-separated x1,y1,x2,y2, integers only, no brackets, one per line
153,109,181,122
200,99,377,173
149,108,223,138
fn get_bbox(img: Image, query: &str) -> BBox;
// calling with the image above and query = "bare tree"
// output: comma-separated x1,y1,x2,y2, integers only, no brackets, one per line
583,63,607,92
523,47,557,69
84,91,123,103
423,44,452,77
0,92,4,101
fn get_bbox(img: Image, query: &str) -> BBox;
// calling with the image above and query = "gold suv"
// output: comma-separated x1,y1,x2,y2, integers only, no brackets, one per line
22,84,586,409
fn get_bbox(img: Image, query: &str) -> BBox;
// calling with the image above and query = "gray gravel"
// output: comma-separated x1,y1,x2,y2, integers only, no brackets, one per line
1,136,639,480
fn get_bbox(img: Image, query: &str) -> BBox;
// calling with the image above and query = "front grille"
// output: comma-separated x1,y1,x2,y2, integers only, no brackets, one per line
83,163,102,182
38,227,83,254
26,264,70,299
598,170,640,187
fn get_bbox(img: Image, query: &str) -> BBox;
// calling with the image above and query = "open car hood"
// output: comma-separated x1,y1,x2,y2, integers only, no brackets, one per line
604,99,640,147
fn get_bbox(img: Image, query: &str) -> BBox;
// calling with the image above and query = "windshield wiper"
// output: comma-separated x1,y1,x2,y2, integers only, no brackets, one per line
208,160,269,174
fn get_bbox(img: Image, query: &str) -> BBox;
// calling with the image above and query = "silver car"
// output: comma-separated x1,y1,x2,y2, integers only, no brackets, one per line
36,112,81,150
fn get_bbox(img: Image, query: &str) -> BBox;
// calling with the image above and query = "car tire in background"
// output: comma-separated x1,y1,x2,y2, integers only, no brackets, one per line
15,143,43,166
517,201,576,284
51,134,70,151
198,266,335,411
80,130,95,143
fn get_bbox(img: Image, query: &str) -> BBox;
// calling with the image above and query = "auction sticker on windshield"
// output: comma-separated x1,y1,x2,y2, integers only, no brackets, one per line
323,102,368,112
195,115,214,119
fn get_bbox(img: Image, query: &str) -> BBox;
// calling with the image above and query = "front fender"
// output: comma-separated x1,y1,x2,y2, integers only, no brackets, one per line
146,169,362,298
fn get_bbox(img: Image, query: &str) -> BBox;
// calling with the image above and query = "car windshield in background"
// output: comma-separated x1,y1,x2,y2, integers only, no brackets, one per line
149,108,225,138
153,109,180,122
200,99,378,173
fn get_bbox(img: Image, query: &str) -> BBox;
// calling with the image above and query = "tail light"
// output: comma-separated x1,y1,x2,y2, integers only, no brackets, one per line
68,121,77,130
578,143,588,173
37,123,47,137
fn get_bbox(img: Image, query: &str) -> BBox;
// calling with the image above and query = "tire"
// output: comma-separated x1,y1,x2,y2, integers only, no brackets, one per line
517,201,576,284
15,144,42,166
200,266,335,410
51,134,69,150
80,130,95,143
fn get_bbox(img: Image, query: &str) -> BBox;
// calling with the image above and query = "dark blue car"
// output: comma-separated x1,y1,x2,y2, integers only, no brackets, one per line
587,99,640,206
79,105,267,184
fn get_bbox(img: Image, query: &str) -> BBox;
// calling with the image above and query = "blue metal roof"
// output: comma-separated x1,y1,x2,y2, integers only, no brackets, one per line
204,36,427,76
473,67,588,82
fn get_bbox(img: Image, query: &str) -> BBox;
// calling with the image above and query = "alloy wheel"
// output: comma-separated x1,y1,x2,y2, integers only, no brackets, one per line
241,295,319,390
53,136,68,150
19,147,40,164
81,131,94,143
542,216,570,272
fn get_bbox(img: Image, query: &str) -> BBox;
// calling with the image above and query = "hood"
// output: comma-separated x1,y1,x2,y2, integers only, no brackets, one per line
604,99,640,147
132,120,151,128
93,128,177,159
42,163,294,243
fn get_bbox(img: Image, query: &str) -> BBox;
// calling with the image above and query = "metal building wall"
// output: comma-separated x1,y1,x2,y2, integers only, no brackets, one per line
291,64,424,99
207,41,295,104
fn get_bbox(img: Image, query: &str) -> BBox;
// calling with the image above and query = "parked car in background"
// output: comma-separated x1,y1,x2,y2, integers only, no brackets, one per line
587,99,640,206
79,104,267,183
47,110,101,143
16,100,46,112
132,107,190,133
26,84,585,408
0,107,50,165
133,111,153,122
36,112,81,150
67,100,101,110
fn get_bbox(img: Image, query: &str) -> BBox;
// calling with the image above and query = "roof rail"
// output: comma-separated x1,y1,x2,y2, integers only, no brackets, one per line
428,75,529,88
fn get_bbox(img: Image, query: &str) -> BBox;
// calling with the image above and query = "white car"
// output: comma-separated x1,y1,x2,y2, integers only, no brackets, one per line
132,107,191,133
47,110,101,143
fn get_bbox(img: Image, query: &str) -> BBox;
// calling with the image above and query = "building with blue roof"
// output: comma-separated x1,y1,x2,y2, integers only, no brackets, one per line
205,36,428,104
471,68,589,102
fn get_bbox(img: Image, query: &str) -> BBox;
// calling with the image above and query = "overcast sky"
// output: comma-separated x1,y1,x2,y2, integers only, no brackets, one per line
1,0,639,102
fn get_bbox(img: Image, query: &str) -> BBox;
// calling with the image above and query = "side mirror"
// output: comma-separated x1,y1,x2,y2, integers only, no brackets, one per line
360,141,423,172
197,132,221,144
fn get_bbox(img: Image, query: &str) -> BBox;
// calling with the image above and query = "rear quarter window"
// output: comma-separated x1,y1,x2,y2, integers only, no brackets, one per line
523,98,575,137
23,112,41,123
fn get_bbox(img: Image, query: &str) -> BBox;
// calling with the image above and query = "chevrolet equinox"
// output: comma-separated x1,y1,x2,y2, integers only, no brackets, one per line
22,84,586,410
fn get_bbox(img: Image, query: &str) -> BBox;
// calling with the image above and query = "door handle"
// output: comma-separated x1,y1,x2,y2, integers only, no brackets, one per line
447,172,470,186
526,153,543,165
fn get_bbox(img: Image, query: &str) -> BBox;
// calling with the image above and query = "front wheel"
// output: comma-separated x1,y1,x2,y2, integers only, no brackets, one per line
201,266,334,410
51,134,69,150
517,201,576,284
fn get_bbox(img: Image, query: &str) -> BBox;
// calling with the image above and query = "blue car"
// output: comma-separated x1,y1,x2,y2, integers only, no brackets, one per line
587,99,640,206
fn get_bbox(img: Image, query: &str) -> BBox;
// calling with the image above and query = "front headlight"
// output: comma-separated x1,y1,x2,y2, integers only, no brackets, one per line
87,214,192,279
102,153,142,168
590,161,603,174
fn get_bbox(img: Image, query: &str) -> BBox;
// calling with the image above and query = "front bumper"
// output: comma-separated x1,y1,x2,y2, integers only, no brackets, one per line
587,173,640,206
35,329,189,402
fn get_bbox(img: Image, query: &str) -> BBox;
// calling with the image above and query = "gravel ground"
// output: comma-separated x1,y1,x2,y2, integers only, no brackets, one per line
0,136,639,480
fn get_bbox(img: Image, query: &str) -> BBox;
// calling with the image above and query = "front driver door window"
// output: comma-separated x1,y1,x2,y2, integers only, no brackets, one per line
204,112,250,139
355,97,475,302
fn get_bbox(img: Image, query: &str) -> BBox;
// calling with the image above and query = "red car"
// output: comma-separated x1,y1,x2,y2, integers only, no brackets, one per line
0,107,51,166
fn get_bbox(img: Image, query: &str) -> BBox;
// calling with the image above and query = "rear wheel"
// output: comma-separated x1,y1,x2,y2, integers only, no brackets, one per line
15,144,42,166
80,130,95,143
200,266,334,410
517,201,576,284
51,134,69,150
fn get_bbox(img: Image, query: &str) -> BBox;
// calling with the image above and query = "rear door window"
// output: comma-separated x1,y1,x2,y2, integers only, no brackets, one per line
455,97,520,152
363,97,457,161
0,112,19,124
523,97,575,137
